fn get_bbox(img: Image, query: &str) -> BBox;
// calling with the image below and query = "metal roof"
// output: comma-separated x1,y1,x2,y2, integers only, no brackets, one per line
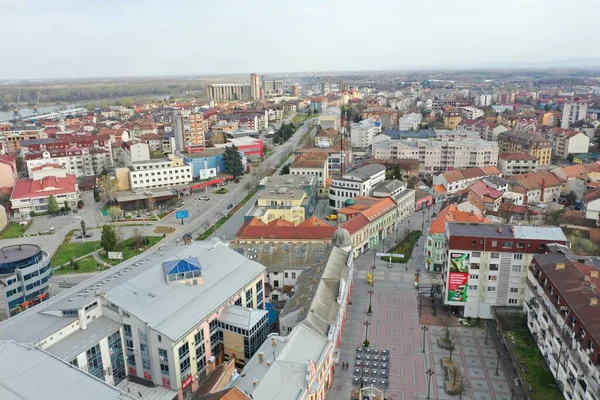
0,341,134,400
218,305,267,330
447,222,567,242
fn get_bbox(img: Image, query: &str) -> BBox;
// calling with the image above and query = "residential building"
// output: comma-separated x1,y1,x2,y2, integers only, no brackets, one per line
122,140,151,166
444,111,462,130
0,243,53,319
296,145,354,177
10,165,79,217
1,127,46,155
127,157,193,191
0,240,267,400
329,164,386,209
524,246,600,400
372,179,415,221
311,97,328,113
415,187,434,210
553,130,590,159
551,164,589,201
443,223,568,319
180,148,232,179
460,106,484,120
498,152,539,176
583,188,600,221
497,130,552,166
473,94,493,107
246,175,318,225
173,111,207,153
362,107,399,129
0,341,137,400
541,112,555,127
318,114,340,131
0,154,17,189
425,205,491,272
432,166,502,200
398,112,422,130
250,73,261,100
232,232,353,400
561,100,588,129
289,153,329,190
507,171,564,204
126,119,157,138
373,136,499,175
138,134,163,152
207,84,252,101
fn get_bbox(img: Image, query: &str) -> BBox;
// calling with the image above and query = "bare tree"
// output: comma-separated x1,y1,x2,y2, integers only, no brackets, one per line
108,205,123,221
244,179,255,195
456,370,470,399
146,197,157,215
439,315,459,361
99,175,117,202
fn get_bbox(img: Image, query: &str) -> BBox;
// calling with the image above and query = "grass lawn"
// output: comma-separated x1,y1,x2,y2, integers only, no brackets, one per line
292,113,318,125
153,226,176,234
215,188,228,194
51,240,102,267
197,187,259,240
54,256,108,275
504,316,562,400
381,230,422,263
99,236,162,266
0,223,28,239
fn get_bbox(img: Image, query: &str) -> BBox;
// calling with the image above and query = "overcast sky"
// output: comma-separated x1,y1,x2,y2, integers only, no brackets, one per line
1,0,597,79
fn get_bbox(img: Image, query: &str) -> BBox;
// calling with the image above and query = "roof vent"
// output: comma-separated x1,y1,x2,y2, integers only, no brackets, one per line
267,360,272,366
555,263,565,270
258,352,264,363
591,297,598,306
498,226,502,233
591,271,598,278
252,379,259,386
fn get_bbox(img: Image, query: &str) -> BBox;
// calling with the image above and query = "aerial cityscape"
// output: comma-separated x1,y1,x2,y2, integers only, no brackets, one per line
1,2,600,400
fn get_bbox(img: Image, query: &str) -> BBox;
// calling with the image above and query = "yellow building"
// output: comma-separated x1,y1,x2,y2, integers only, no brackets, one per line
541,112,555,127
498,130,552,166
444,111,462,130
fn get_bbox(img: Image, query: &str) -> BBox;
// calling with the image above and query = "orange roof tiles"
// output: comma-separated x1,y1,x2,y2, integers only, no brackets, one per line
482,166,501,175
428,204,491,235
558,164,590,179
433,184,447,194
499,152,538,161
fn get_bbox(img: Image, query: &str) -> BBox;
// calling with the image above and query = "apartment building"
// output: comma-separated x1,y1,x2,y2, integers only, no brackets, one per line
127,157,193,191
329,164,386,209
362,107,399,129
0,154,17,189
398,113,422,130
552,130,590,159
246,175,318,225
10,165,79,217
289,153,329,189
372,179,415,221
460,106,484,120
431,166,502,200
350,119,380,148
497,130,552,166
373,136,498,175
443,223,568,319
444,111,462,130
1,127,46,155
498,152,539,176
296,145,354,177
207,83,252,101
524,246,600,400
0,241,267,400
507,171,564,204
22,134,113,177
561,100,588,129
173,111,207,153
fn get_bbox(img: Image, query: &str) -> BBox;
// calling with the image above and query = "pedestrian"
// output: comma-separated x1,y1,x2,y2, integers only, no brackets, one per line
346,362,349,369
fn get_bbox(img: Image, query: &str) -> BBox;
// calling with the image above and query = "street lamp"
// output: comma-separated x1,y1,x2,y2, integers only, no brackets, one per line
495,351,501,376
426,368,435,399
364,321,371,345
510,388,515,400
367,289,374,315
421,326,429,353
484,321,489,345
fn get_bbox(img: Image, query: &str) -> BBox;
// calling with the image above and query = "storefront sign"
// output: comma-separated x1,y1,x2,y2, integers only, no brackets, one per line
182,374,193,390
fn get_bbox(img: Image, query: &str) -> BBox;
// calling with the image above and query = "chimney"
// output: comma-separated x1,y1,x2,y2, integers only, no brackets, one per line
271,337,277,347
591,297,598,306
258,352,264,363
591,271,598,278
498,226,503,233
510,226,515,233
540,178,546,202
555,263,565,270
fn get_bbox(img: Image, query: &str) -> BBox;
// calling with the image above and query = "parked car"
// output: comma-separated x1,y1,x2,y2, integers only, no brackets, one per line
199,196,209,201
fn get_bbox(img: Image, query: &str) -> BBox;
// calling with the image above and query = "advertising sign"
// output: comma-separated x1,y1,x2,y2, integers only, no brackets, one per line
199,168,217,180
175,210,189,219
108,251,123,260
447,252,470,302
181,374,193,390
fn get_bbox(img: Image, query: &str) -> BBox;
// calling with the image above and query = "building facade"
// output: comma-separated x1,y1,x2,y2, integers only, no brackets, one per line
561,101,588,129
498,152,539,176
207,84,252,101
442,223,567,319
329,164,386,209
128,158,193,191
497,130,552,166
350,120,380,148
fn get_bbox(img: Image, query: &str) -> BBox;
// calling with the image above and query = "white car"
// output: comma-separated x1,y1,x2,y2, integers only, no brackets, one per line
199,196,210,201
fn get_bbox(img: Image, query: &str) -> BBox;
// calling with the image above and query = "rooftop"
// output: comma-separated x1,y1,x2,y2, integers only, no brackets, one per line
229,242,331,273
0,341,134,400
429,204,491,235
180,148,226,158
10,175,78,200
447,222,567,242
218,305,268,330
0,244,41,264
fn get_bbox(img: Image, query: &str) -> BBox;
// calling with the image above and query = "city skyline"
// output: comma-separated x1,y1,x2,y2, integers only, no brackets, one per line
1,0,599,79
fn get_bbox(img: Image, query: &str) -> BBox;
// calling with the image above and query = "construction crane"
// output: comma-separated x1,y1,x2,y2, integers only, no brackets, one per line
33,89,42,115
12,90,23,127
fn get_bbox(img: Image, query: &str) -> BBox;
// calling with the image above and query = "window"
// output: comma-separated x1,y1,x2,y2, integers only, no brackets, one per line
491,241,498,247
491,252,499,258
159,348,169,374
487,286,496,292
469,274,478,280
157,335,162,343
502,241,513,248
508,299,518,305
291,272,296,279
513,253,523,260
273,280,279,288
178,342,190,375
123,324,132,337
509,287,519,293
517,242,525,249
488,275,497,281
284,272,288,278
472,252,481,257
511,265,522,272
489,264,499,271
86,344,104,380
471,263,480,270
468,285,478,290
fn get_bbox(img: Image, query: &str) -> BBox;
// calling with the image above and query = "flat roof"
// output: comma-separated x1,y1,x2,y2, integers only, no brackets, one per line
447,222,567,242
0,240,265,344
0,244,41,264
0,341,134,400
218,305,267,330
180,148,225,158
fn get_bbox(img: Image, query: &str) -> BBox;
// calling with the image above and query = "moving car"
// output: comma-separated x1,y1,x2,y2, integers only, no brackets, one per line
327,214,338,220
199,196,209,201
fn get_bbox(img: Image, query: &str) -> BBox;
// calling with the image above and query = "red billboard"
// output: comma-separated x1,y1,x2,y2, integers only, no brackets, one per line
447,272,468,302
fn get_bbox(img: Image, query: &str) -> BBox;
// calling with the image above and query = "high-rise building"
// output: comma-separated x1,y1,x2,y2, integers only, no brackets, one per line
207,84,251,101
561,100,588,128
262,80,284,97
250,73,261,100
339,80,349,92
292,85,299,97
173,111,207,153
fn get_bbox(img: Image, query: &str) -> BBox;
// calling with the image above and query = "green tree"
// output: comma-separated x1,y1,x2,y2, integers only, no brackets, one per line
100,225,119,252
15,155,26,175
407,176,419,189
99,175,117,202
392,164,402,180
280,164,290,175
80,220,86,236
223,145,244,177
47,195,59,213
564,190,577,205
64,201,70,211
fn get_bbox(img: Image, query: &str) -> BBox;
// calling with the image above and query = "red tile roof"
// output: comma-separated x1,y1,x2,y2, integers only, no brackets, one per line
11,175,77,200
237,217,336,240
499,152,538,161
429,204,490,234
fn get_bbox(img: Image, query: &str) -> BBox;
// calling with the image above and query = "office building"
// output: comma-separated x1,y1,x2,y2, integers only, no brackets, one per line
0,243,52,319
207,84,251,102
0,240,267,399
127,157,193,191
329,164,386,209
524,245,600,400
561,100,588,129
497,130,552,166
250,73,261,100
443,223,567,319
10,164,79,217
498,152,539,176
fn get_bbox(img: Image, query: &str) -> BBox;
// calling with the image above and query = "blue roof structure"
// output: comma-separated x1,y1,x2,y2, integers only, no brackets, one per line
162,257,202,276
